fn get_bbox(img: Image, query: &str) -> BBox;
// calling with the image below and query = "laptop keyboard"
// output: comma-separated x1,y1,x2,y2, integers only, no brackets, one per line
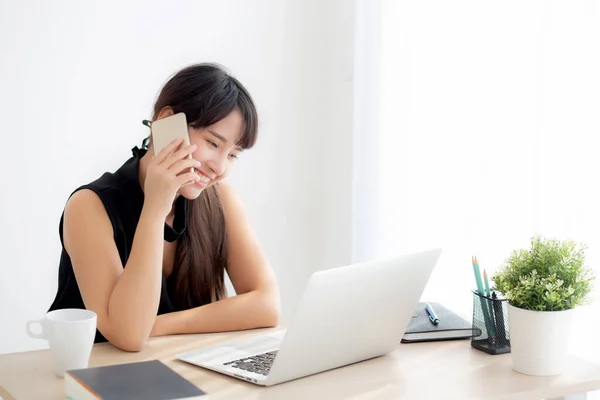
223,350,278,376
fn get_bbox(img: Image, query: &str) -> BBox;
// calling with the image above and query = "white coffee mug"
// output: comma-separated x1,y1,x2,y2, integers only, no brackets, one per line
26,308,97,377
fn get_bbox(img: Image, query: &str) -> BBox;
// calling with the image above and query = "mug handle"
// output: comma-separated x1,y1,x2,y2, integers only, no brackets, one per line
26,319,46,339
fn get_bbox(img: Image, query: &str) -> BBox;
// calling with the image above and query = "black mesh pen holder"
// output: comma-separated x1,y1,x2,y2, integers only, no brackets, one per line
470,289,511,355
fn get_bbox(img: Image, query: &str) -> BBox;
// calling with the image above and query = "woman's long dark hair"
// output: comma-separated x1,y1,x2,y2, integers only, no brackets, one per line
151,63,258,310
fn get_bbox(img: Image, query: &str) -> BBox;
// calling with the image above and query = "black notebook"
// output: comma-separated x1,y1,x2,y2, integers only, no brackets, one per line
65,360,207,400
401,302,480,343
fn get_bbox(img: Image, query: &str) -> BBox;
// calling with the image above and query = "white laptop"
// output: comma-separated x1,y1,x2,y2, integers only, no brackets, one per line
174,248,442,386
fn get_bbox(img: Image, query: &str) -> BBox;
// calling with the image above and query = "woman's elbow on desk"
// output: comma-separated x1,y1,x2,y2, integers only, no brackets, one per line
253,291,281,328
111,337,146,353
239,281,281,328
99,323,152,352
220,289,281,330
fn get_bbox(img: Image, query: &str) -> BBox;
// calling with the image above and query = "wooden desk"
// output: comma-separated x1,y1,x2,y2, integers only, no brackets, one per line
1,328,599,400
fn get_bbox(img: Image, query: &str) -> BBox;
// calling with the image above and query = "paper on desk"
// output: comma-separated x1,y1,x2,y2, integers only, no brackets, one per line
0,385,16,400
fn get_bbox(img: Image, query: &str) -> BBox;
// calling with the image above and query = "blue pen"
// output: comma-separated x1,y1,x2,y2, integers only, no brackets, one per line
425,303,440,325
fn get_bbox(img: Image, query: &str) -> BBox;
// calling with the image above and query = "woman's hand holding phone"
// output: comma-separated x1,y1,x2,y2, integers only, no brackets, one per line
143,138,201,218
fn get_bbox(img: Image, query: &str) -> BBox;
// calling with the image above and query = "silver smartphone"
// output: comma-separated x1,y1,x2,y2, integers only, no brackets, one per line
150,112,195,177
150,112,191,155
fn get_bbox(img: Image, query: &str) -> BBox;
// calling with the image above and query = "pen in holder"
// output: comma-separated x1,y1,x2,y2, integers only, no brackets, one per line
470,289,511,355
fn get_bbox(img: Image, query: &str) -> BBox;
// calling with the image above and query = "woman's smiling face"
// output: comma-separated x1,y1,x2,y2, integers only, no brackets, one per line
177,108,244,199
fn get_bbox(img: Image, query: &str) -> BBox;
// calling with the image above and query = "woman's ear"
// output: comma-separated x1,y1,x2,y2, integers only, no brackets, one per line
156,106,175,120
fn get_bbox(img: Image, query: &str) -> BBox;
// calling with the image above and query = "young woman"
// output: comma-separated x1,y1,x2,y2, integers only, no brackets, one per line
48,63,280,352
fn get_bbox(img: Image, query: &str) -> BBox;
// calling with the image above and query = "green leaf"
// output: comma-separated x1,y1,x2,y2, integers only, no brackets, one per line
491,235,595,311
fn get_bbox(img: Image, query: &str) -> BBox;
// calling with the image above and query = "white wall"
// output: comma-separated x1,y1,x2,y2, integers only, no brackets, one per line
266,0,355,322
0,0,355,355
374,0,600,365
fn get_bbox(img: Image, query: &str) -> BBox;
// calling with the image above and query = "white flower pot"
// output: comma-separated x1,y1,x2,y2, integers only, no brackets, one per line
507,304,573,376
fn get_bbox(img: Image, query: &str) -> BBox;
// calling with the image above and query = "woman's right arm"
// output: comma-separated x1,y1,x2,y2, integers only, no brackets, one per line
62,139,201,352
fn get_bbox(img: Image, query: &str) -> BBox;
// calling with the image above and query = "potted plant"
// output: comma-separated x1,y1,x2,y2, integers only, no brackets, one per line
492,235,595,376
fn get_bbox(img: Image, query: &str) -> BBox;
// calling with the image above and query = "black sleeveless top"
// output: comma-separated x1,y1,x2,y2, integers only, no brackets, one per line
48,145,188,343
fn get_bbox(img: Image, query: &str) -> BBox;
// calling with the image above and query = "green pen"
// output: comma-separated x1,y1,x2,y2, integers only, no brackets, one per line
483,268,496,337
471,256,484,294
473,256,496,339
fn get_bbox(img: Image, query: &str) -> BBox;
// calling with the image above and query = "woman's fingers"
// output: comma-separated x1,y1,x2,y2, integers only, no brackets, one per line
170,158,202,176
162,143,197,169
177,172,201,186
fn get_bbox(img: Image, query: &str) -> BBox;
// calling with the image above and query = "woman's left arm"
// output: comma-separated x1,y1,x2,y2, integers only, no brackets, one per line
151,180,281,336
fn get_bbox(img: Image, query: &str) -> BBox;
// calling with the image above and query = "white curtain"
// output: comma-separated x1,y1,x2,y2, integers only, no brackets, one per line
354,0,600,362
